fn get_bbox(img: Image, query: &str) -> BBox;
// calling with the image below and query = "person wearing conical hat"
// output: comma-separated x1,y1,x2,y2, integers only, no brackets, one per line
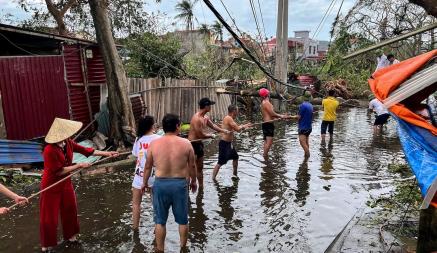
40,118,118,252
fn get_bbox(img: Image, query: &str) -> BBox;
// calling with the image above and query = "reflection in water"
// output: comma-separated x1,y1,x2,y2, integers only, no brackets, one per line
258,138,293,252
320,139,334,180
295,157,310,206
131,230,147,253
188,189,208,249
214,179,242,241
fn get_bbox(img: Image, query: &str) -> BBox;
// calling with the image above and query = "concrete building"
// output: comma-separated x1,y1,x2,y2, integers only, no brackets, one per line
266,31,330,61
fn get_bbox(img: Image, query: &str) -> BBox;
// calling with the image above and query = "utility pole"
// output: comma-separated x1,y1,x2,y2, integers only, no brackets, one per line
274,0,288,105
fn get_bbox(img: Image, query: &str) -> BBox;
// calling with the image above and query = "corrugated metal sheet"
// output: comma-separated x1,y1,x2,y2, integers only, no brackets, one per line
63,45,83,84
0,56,70,140
130,94,145,122
63,45,104,128
86,47,106,84
68,85,91,124
0,139,43,165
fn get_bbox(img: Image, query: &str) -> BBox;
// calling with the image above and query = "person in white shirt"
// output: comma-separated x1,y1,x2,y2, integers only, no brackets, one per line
374,53,400,73
131,116,161,230
369,98,391,133
387,54,400,65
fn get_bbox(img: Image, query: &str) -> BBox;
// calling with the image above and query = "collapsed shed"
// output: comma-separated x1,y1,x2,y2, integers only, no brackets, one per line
0,24,144,141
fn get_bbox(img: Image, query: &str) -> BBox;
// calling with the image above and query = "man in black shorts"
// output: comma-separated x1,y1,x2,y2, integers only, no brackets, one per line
212,105,251,180
259,88,288,158
188,98,230,188
369,97,390,133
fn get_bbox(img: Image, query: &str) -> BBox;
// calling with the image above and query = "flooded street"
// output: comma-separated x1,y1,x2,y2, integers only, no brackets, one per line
0,107,406,253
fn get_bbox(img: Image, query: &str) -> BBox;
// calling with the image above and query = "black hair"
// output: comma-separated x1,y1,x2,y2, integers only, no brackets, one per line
228,105,237,113
387,54,395,60
137,116,155,136
162,114,180,133
328,90,335,96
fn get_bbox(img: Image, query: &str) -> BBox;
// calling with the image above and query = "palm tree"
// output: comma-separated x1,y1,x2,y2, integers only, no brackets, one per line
198,23,210,34
175,0,196,30
212,20,224,41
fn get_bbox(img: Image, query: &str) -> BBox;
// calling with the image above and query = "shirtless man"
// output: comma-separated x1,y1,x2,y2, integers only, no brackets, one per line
142,114,196,253
259,88,288,157
188,97,230,188
212,105,252,181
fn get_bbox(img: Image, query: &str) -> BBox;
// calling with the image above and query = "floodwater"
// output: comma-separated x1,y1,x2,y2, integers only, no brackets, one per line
0,107,406,253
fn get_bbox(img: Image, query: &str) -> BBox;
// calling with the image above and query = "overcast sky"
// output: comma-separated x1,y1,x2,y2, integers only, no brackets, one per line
0,0,356,41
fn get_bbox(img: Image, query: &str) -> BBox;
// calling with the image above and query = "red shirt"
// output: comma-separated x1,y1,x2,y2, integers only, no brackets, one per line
41,139,94,192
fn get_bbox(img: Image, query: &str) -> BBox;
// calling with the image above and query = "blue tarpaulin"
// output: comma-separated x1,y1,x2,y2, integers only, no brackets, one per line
396,116,437,207
0,139,43,165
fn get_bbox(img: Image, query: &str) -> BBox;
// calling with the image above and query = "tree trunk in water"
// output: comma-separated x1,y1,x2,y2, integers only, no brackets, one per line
409,0,437,18
88,0,136,148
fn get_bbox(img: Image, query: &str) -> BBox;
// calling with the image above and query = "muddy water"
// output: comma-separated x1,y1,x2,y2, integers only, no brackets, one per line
0,107,406,253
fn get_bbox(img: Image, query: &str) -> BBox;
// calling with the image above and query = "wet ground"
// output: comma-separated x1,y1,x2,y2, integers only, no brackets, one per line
0,107,407,253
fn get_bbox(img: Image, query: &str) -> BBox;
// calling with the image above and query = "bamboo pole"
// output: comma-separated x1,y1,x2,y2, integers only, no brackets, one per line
7,151,132,210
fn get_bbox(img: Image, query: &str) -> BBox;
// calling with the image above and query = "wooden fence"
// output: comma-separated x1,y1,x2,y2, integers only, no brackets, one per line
128,78,232,124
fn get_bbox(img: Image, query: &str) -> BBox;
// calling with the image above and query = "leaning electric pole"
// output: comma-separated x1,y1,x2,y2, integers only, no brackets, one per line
274,0,288,97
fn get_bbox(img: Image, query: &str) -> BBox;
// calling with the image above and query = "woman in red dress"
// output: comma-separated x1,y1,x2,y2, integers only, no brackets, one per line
40,118,118,252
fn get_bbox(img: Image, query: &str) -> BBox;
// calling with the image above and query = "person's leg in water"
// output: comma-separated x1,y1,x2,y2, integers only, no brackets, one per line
299,134,310,157
328,122,334,140
196,157,204,188
321,121,327,142
212,163,222,181
232,159,238,178
263,137,273,158
132,188,142,230
179,224,188,249
155,224,166,252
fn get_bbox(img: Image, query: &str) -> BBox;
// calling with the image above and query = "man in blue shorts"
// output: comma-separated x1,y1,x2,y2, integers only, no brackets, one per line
298,92,314,157
142,114,197,252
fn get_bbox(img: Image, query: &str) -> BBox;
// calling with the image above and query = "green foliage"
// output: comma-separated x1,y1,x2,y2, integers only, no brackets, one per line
125,33,184,78
183,46,264,80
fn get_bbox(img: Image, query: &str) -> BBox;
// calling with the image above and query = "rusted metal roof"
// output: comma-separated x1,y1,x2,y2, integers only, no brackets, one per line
0,23,97,45
0,56,70,140
0,139,43,165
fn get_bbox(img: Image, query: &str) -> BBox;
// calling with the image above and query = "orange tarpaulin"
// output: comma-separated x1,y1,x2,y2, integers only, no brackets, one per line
368,49,437,135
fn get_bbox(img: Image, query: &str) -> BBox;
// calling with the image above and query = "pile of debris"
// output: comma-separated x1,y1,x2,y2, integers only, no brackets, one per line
322,79,353,99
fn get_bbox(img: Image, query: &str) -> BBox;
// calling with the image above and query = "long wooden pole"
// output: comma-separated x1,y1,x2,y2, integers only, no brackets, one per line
342,23,437,60
7,151,132,210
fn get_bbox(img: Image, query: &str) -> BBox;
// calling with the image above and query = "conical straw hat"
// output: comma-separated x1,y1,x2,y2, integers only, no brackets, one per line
45,118,83,144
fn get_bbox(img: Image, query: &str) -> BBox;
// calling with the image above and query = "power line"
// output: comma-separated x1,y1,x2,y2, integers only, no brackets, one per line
256,0,268,42
218,0,264,63
248,0,267,61
202,0,306,91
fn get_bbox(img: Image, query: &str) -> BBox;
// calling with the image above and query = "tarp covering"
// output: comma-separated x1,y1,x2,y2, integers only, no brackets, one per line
368,50,437,208
0,139,43,165
396,116,437,198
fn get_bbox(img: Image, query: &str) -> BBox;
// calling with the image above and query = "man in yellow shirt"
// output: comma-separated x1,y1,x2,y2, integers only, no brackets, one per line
321,90,340,142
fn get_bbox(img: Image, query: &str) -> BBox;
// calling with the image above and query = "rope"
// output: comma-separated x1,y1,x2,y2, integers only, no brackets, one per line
7,151,132,210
